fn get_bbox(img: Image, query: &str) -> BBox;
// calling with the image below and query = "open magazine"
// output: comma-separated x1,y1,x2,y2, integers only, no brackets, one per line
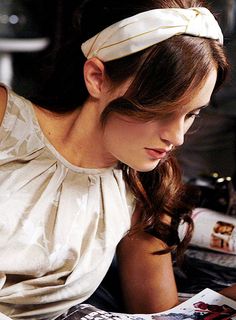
75,288,236,320
179,208,236,255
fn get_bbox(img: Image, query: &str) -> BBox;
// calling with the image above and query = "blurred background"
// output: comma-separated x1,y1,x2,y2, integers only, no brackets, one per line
0,0,236,188
0,0,79,94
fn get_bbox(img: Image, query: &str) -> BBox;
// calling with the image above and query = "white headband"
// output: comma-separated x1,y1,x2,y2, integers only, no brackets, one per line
81,7,223,62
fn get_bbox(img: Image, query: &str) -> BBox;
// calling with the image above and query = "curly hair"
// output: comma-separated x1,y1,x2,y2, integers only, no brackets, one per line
30,0,229,259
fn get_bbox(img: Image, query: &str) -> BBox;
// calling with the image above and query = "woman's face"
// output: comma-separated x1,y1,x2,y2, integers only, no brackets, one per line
102,68,217,172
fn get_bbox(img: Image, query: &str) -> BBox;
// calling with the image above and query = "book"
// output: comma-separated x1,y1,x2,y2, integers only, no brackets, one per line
179,208,236,255
77,288,236,320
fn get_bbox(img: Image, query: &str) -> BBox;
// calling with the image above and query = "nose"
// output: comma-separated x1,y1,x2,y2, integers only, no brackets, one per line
159,118,185,147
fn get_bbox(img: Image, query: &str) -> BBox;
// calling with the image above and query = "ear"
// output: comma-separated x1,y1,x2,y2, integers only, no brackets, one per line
83,58,107,98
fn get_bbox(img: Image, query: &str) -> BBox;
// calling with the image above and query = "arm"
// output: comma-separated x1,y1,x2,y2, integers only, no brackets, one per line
220,284,236,300
117,211,178,314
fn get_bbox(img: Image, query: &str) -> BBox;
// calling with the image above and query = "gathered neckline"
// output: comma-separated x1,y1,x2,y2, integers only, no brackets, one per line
5,86,118,174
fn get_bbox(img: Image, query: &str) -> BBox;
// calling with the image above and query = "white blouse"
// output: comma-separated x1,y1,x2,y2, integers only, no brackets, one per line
0,86,135,319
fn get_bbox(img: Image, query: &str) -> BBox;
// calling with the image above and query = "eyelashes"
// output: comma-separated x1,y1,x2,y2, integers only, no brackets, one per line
186,112,201,120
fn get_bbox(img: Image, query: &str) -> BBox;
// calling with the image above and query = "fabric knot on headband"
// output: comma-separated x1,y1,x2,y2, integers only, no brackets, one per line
81,7,223,62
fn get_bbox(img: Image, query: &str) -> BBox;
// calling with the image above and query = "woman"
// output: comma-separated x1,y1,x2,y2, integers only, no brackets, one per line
0,0,228,319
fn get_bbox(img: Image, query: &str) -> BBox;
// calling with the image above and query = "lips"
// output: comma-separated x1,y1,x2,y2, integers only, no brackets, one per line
145,148,169,160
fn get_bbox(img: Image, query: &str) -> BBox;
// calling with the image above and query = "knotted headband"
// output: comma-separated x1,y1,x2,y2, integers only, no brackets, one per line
81,7,223,61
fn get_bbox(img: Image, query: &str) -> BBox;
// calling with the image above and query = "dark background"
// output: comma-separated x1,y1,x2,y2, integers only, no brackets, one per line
0,0,81,95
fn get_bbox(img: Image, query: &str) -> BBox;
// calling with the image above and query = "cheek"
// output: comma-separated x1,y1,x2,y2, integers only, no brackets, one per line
102,116,157,156
104,116,142,142
104,121,137,148
184,117,196,134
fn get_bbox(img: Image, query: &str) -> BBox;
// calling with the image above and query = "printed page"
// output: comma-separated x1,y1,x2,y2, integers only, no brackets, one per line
0,313,12,320
179,208,236,254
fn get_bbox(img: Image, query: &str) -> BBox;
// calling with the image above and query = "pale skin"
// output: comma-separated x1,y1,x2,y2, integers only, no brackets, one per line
0,58,218,313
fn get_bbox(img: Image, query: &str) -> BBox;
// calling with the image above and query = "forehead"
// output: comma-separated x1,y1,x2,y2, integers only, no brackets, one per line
181,68,217,112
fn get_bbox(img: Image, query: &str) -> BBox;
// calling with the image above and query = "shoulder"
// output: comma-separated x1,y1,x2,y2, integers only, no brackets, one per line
0,86,8,125
0,87,44,155
0,86,36,129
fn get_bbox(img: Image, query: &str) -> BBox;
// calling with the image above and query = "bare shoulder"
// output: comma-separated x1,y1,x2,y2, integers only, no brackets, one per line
0,86,7,125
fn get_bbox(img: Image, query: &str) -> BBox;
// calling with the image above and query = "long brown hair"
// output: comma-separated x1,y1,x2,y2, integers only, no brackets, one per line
98,1,228,257
31,0,229,258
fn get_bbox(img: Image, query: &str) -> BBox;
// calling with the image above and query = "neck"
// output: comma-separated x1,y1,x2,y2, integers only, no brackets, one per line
34,101,117,169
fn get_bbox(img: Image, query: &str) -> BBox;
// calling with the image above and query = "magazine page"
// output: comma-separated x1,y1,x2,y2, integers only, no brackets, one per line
0,313,12,320
179,208,236,254
78,288,236,320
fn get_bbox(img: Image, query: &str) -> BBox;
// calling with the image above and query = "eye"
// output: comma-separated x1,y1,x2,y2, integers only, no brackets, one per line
186,111,201,120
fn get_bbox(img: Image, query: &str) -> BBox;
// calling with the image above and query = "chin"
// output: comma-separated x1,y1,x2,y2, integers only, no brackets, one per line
130,161,160,172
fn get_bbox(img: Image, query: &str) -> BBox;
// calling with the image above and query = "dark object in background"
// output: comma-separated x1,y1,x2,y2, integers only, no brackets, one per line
187,173,236,215
174,249,236,294
5,0,81,95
